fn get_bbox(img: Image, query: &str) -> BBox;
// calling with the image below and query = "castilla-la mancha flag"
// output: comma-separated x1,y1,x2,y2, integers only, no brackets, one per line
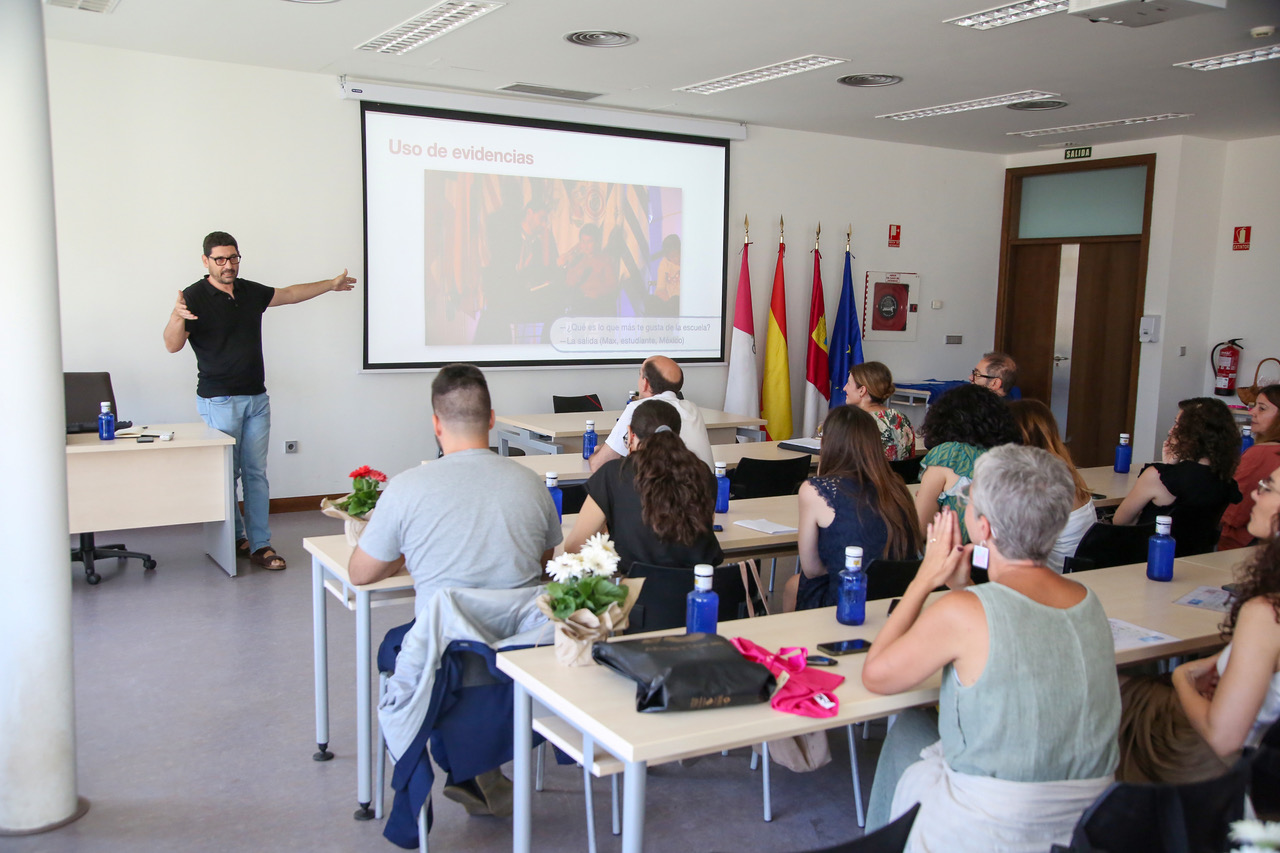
761,241,792,440
801,249,829,437
723,245,760,418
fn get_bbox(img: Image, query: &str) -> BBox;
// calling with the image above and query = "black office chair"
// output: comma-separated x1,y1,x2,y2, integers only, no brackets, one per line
624,562,764,634
1249,721,1280,821
888,456,923,486
1063,521,1156,573
729,455,813,500
552,394,604,414
863,558,923,601
783,804,919,853
64,372,156,585
1051,753,1252,853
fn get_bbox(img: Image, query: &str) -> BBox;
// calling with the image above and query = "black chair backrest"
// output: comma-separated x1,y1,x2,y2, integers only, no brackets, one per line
1056,753,1251,853
625,562,761,634
1065,521,1157,572
794,803,920,853
863,559,922,601
552,394,604,414
64,372,116,427
730,454,813,500
888,456,923,485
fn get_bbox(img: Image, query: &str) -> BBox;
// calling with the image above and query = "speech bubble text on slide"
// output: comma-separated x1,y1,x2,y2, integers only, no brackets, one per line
549,317,719,352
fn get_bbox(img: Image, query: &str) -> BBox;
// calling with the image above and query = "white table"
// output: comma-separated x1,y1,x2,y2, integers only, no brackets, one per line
495,408,767,456
66,422,236,577
500,559,1233,853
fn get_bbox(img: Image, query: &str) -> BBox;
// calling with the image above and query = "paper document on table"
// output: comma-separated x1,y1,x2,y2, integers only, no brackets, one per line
779,437,822,453
1109,618,1179,652
1174,585,1233,612
735,519,799,535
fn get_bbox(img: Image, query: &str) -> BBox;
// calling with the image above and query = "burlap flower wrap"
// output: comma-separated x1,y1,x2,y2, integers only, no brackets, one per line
536,578,644,667
319,498,371,547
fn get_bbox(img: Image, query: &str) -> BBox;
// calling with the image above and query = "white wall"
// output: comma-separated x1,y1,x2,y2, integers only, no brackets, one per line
1206,136,1280,395
46,42,1017,497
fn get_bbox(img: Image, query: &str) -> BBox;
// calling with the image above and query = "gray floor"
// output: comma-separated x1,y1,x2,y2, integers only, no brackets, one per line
6,512,879,853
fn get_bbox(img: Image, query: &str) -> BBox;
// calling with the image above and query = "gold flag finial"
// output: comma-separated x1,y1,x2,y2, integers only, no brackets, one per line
779,215,785,242
846,224,852,252
815,222,821,251
744,215,750,244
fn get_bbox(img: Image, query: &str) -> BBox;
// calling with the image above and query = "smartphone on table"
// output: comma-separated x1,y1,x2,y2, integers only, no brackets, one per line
815,638,872,656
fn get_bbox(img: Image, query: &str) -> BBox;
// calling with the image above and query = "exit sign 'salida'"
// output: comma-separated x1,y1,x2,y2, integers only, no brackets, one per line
1064,146,1093,160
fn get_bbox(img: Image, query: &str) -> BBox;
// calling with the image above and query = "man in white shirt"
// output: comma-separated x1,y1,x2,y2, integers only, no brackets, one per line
589,355,715,472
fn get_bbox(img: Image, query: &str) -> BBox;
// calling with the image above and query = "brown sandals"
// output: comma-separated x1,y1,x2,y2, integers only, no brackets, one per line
250,546,287,571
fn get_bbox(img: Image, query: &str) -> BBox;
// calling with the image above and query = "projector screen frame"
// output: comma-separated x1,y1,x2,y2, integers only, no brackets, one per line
360,100,731,371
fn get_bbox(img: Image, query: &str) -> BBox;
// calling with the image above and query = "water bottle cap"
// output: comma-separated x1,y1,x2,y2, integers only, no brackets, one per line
694,564,714,577
1243,425,1252,435
586,420,594,428
1155,515,1172,535
100,401,111,411
545,472,558,484
715,461,726,472
1119,433,1130,444
845,546,863,569
845,546,863,558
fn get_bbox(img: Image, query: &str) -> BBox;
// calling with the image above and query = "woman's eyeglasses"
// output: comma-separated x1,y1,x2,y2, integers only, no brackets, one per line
1259,479,1278,497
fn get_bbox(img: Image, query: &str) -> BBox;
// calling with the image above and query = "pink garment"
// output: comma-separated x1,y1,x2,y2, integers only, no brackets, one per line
730,637,844,718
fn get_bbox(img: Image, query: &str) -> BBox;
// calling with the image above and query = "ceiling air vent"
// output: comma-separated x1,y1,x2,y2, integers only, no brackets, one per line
500,83,603,101
1007,99,1070,110
45,0,122,11
838,74,903,88
563,31,638,48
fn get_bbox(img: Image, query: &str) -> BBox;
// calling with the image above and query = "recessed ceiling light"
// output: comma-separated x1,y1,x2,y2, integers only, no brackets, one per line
837,74,903,88
356,0,503,55
564,31,638,48
676,55,847,95
1007,99,1069,111
1174,43,1280,70
878,90,1059,121
945,0,1068,30
1007,113,1193,137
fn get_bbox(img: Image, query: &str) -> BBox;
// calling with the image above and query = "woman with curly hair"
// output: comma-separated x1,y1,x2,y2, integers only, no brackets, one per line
841,361,916,461
1114,397,1242,556
1221,385,1280,550
1118,465,1280,783
785,405,923,611
1009,399,1096,572
914,383,1020,543
565,398,722,574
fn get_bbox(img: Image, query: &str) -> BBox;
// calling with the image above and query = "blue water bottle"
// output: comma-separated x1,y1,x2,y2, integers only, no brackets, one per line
837,546,867,626
582,419,597,460
1241,425,1254,455
545,473,563,522
1114,432,1132,474
714,462,730,513
1146,515,1175,582
97,401,116,441
686,564,719,634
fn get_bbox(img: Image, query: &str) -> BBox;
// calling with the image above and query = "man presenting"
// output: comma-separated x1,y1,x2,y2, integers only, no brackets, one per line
589,355,714,472
971,351,1018,398
163,231,355,570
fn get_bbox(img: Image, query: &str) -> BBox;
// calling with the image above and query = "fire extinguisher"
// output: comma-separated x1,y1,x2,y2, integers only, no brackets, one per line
1211,339,1244,396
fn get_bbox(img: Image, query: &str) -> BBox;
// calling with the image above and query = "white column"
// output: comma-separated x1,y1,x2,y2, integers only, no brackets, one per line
0,0,84,834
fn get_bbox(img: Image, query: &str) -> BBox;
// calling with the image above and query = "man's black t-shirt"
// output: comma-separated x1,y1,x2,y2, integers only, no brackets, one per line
182,277,275,398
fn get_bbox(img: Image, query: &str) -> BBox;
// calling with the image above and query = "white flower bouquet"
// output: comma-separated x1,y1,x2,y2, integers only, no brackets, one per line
535,534,642,666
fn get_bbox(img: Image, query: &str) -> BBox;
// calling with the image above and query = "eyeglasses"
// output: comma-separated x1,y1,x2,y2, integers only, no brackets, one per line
971,368,995,382
1259,479,1278,497
208,254,242,266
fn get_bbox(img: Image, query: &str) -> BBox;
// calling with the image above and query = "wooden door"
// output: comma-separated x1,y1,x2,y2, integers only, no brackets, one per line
1002,243,1062,405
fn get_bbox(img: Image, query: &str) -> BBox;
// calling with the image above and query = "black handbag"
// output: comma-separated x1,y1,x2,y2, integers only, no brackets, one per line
591,633,776,713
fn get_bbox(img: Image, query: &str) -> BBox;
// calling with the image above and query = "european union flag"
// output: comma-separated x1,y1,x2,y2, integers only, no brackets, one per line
828,250,864,408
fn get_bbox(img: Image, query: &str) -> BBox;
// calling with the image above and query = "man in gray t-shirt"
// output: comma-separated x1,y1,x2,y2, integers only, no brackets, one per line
350,364,561,606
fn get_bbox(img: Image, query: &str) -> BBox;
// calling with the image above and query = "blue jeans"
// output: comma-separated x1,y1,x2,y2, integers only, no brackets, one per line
197,393,272,552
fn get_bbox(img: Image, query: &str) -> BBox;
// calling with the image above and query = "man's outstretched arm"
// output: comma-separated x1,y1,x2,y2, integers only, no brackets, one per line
164,290,196,353
269,269,357,307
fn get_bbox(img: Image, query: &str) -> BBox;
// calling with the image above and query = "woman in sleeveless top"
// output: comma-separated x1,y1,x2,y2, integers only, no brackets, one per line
1221,385,1280,550
1009,399,1097,572
1117,465,1280,783
863,445,1120,852
1114,396,1241,556
841,361,916,461
914,384,1019,545
785,405,921,612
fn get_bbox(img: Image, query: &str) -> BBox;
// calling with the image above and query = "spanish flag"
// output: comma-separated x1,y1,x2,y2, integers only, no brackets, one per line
761,240,791,440
801,248,829,437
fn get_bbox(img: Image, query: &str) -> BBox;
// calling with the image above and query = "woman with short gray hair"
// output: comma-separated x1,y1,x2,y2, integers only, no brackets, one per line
862,445,1121,852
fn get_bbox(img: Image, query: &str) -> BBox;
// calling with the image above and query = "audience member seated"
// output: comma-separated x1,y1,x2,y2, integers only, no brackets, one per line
862,445,1120,851
1009,399,1096,572
914,383,1020,544
1221,384,1280,550
971,350,1017,398
1118,465,1280,783
565,398,722,575
785,406,922,612
1113,397,1242,555
589,354,714,472
839,361,916,461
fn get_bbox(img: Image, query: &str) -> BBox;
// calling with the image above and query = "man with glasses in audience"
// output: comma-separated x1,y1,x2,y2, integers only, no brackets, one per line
163,231,355,571
971,351,1018,398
